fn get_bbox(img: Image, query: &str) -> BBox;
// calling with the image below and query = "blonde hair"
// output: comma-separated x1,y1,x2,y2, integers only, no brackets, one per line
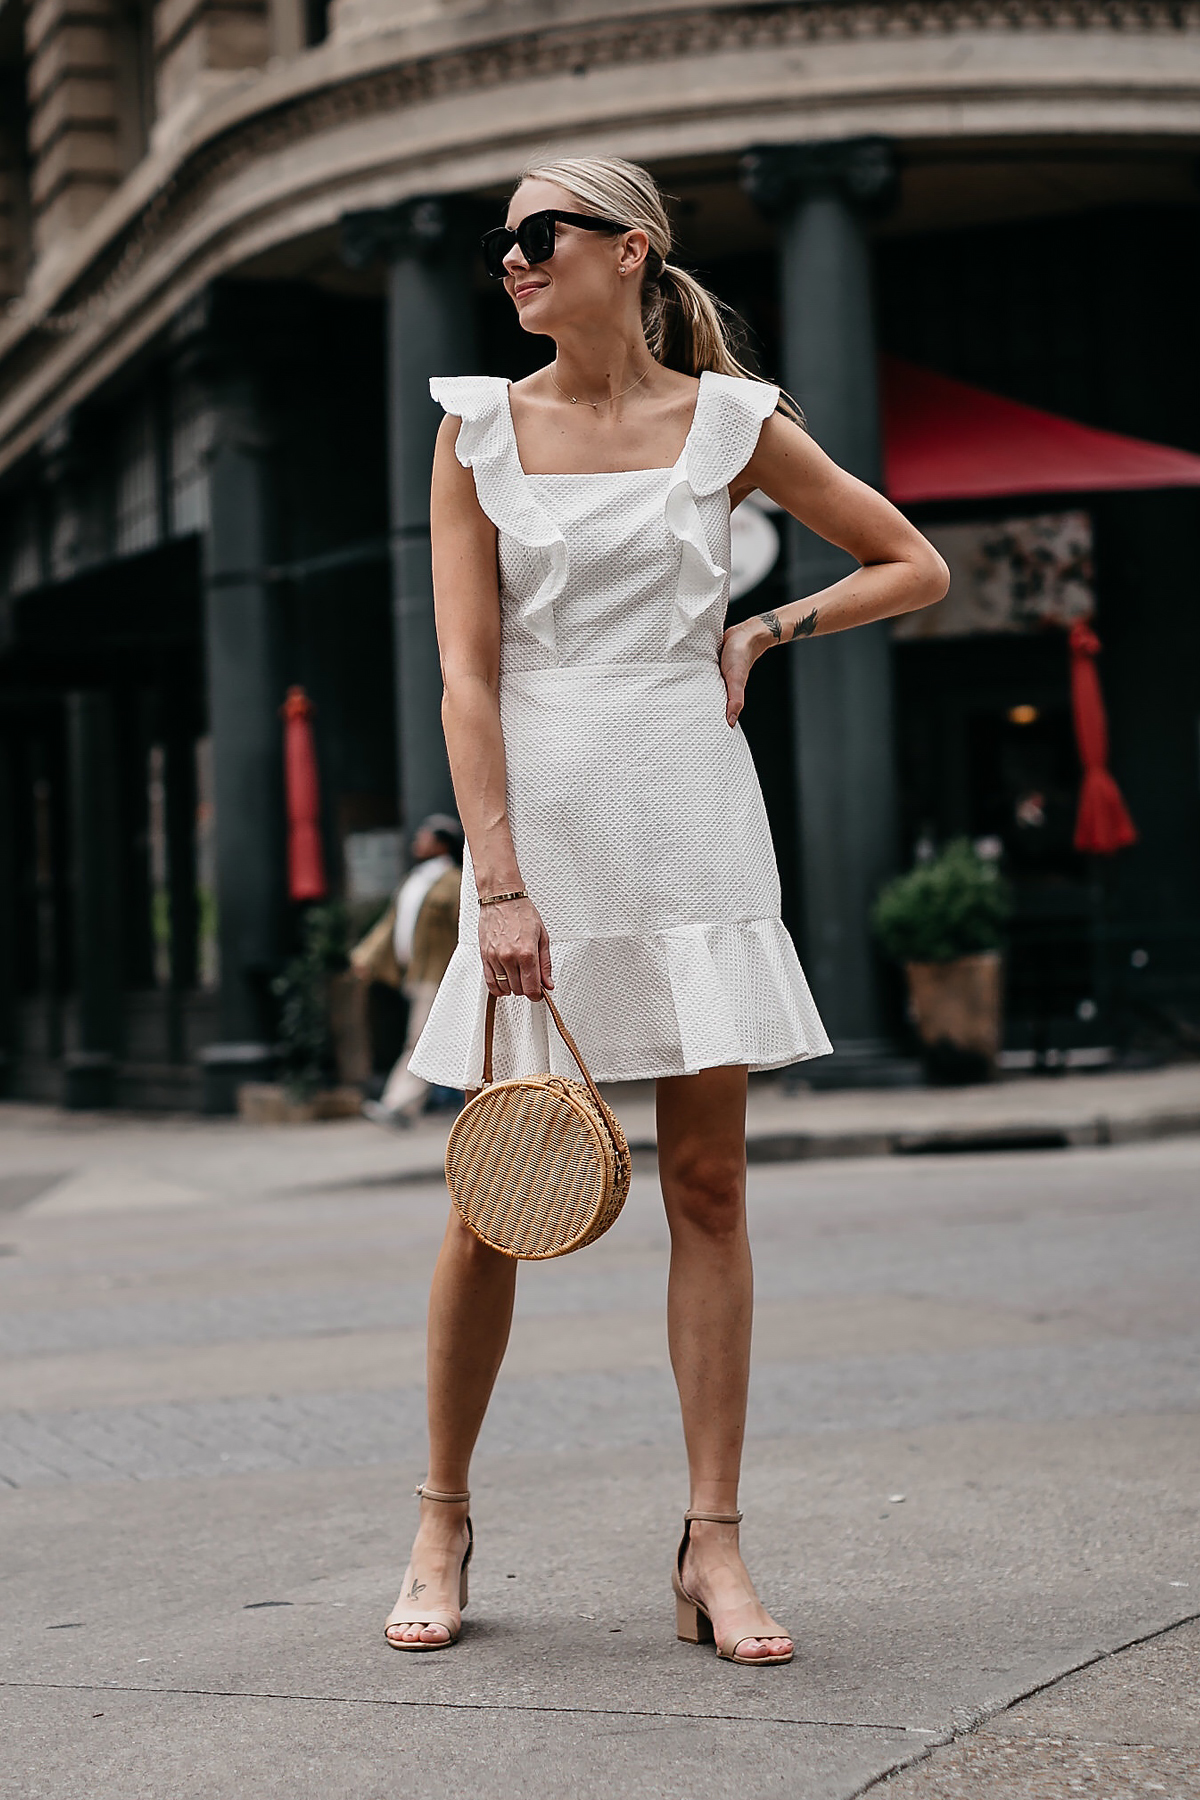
518,155,801,421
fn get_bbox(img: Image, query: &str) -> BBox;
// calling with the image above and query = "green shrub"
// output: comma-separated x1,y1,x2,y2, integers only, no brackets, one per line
272,902,349,1100
872,839,1010,965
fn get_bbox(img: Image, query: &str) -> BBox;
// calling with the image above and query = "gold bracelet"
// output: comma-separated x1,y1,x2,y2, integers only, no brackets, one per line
479,889,528,907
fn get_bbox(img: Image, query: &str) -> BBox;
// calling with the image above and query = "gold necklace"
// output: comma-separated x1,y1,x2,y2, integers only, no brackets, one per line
549,362,652,409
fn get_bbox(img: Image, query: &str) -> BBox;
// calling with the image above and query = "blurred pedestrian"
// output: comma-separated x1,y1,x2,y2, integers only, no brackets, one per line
353,814,464,1127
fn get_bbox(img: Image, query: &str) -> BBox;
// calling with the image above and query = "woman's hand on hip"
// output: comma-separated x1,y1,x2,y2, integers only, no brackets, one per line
719,617,775,727
479,897,554,999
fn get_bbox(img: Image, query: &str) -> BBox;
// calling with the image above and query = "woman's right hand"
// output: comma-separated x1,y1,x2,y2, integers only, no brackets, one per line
479,896,554,1000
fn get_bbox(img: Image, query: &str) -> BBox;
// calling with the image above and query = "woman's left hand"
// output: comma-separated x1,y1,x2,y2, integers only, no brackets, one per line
719,618,772,727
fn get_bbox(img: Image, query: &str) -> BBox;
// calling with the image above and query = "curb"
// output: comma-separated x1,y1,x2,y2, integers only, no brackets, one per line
631,1105,1200,1166
323,1106,1200,1189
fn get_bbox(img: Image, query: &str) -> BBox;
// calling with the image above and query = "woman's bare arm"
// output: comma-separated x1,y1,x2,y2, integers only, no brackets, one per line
721,410,949,725
432,415,552,998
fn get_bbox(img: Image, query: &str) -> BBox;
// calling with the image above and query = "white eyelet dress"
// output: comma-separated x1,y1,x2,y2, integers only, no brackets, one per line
408,370,832,1087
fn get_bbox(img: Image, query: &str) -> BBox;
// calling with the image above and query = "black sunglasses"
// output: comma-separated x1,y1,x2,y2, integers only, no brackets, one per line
481,209,625,281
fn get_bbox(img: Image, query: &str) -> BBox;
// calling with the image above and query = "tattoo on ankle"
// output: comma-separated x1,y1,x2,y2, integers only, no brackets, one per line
759,610,783,643
794,607,819,639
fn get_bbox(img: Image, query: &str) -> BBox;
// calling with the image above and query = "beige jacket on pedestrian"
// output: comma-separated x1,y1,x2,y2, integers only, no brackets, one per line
350,866,461,991
407,865,461,986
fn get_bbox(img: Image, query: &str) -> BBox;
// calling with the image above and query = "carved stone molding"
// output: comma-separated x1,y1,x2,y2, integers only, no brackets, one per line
1,0,1198,473
33,0,1200,328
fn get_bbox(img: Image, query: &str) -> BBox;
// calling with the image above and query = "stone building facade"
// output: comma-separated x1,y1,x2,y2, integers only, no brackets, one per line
1,0,1198,1106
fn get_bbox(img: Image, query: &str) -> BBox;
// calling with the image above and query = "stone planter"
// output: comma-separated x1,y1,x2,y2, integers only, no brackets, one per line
236,1083,364,1124
905,950,1003,1085
327,970,372,1087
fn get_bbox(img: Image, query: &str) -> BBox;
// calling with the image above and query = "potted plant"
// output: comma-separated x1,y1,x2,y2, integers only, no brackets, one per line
872,840,1011,1084
239,903,362,1122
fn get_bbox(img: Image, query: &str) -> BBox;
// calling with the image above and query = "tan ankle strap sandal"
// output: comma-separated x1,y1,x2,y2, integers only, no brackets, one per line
383,1484,473,1653
672,1510,794,1666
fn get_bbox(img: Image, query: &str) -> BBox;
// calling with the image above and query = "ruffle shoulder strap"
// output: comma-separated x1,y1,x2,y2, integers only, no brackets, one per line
686,373,781,496
429,376,566,655
428,376,511,466
664,372,780,650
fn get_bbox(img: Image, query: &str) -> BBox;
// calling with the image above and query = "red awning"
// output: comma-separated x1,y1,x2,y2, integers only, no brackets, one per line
882,356,1200,505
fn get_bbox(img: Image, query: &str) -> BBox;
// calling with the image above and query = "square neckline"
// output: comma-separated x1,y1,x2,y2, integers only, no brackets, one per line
502,372,709,480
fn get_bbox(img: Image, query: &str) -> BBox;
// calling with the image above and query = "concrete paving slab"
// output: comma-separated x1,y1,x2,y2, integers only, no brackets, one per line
0,1685,916,1800
879,1619,1200,1798
983,1618,1200,1750
3,1415,1197,1731
875,1732,1200,1798
1,1124,1198,1797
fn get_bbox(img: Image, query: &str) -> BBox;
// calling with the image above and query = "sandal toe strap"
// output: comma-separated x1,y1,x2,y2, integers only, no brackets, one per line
385,1606,459,1633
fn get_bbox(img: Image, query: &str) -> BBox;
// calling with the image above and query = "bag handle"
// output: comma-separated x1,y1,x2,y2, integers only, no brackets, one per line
483,989,608,1116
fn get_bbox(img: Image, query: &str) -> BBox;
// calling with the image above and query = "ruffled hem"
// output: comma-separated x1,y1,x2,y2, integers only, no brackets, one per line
407,917,832,1088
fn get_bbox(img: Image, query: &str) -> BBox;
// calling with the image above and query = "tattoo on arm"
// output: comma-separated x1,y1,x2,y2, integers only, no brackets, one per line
759,606,819,644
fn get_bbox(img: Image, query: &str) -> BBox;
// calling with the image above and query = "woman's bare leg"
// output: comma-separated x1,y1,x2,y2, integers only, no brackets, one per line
656,1066,792,1661
387,1202,517,1645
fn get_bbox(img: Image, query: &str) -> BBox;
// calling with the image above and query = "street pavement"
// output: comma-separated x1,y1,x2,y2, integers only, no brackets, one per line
0,1094,1197,1798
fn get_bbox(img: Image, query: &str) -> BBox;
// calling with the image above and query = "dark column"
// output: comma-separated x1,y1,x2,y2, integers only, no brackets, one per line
165,713,199,996
0,742,15,1095
342,198,478,839
200,365,285,1106
744,139,900,1064
65,691,121,1107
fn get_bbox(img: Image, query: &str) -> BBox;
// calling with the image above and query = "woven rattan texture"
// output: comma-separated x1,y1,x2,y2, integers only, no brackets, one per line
446,1075,631,1259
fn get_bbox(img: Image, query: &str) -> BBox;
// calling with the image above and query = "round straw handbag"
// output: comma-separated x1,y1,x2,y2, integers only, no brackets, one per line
445,990,632,1260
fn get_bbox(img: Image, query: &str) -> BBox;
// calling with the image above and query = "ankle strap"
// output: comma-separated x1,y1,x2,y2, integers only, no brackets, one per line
684,1509,742,1525
416,1484,470,1504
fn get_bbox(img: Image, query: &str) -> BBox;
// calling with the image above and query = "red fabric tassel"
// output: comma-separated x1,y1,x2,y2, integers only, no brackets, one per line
1068,621,1137,855
281,685,327,901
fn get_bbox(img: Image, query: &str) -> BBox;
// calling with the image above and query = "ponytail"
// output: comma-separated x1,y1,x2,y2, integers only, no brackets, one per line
519,155,803,425
644,263,748,379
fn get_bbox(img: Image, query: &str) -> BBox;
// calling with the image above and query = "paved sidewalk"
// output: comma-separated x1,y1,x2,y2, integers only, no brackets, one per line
6,1061,1197,1209
721,1060,1200,1162
882,1614,1200,1796
0,1096,1197,1797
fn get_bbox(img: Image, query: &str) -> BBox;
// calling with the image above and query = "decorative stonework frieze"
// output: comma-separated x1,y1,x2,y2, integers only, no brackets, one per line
1,0,1198,462
38,0,1200,331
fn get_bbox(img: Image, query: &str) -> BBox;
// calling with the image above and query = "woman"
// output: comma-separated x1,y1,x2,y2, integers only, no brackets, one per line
386,157,948,1662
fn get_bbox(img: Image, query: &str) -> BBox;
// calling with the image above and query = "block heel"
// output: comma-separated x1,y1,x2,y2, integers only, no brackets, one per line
675,1590,715,1644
